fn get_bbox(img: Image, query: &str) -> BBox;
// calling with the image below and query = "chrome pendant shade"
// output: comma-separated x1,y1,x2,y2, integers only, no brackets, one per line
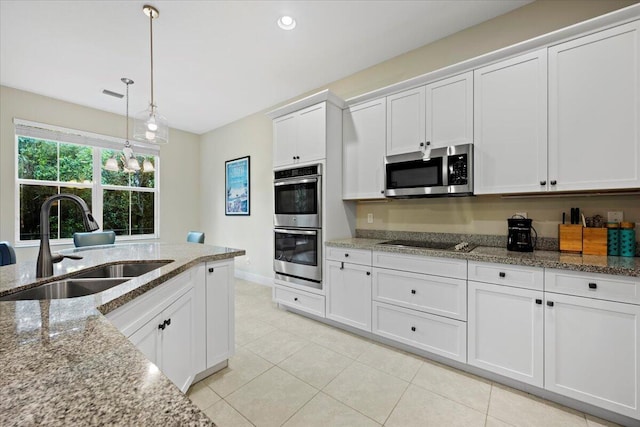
133,5,168,145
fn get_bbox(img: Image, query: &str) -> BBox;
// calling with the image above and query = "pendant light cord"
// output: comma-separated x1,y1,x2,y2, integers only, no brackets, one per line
149,10,154,108
125,81,130,144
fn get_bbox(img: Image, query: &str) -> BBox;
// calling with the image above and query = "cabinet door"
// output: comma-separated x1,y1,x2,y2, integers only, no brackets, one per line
545,293,640,419
425,72,473,149
160,289,196,393
342,99,386,199
129,313,161,366
549,21,640,192
273,114,297,167
326,260,372,331
297,103,327,164
474,49,547,194
206,262,233,367
386,86,426,156
468,281,543,387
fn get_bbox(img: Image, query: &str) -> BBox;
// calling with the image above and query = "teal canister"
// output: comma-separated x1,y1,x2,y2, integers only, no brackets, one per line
620,222,636,257
607,222,620,256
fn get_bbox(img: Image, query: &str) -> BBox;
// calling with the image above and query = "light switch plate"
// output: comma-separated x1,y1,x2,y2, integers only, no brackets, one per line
608,211,623,223
367,213,374,223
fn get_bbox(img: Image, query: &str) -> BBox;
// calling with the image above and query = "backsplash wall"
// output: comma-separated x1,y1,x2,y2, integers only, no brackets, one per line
356,194,640,239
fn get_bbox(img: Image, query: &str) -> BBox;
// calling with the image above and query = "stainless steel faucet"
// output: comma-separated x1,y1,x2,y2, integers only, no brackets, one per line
36,193,100,278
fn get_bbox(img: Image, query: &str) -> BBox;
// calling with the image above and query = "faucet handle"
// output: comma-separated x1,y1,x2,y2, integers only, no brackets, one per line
51,253,83,264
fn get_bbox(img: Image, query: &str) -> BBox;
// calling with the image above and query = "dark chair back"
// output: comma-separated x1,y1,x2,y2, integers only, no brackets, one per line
0,241,17,266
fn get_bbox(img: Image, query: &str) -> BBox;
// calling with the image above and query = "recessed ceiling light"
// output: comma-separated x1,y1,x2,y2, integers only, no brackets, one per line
277,15,296,31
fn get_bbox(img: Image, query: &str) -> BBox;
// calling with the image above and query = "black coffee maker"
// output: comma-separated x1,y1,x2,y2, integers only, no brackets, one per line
507,217,535,252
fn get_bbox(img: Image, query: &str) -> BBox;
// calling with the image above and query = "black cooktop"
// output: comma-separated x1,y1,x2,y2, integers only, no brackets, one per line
377,240,476,252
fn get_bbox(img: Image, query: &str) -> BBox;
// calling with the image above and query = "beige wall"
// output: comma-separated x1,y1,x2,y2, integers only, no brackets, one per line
357,195,640,238
199,112,273,282
200,0,639,281
0,86,201,259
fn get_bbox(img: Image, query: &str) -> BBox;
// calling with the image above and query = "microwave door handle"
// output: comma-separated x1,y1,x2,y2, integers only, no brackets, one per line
441,154,449,187
275,228,318,236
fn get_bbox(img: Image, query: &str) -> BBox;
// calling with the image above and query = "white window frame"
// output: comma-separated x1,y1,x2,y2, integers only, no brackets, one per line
14,118,160,247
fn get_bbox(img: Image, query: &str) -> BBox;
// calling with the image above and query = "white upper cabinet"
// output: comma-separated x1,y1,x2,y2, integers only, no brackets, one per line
386,86,426,156
273,102,327,168
273,114,298,167
474,49,548,195
342,98,386,199
548,21,640,192
297,103,327,163
425,72,473,149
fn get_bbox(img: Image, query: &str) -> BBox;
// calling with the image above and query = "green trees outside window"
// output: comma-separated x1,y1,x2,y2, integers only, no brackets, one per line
17,136,158,242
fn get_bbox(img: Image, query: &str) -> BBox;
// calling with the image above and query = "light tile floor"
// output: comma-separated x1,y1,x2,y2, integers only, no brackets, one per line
188,279,622,427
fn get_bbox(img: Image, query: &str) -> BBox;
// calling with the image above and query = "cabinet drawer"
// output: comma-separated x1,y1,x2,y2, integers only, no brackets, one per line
106,268,195,337
372,268,466,320
468,261,543,291
274,285,325,317
545,269,640,304
326,247,372,265
373,301,466,362
373,251,467,279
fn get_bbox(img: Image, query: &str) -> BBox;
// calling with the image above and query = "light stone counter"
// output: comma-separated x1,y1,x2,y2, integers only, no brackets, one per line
327,238,640,277
0,242,245,426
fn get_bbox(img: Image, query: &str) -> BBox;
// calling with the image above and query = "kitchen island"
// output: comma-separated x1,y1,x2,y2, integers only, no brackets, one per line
0,242,244,426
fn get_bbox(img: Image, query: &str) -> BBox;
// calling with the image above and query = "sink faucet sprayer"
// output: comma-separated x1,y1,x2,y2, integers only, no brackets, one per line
36,193,100,277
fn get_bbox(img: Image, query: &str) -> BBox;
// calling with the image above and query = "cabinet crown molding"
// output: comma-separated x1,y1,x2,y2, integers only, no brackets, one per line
266,89,345,120
345,3,640,107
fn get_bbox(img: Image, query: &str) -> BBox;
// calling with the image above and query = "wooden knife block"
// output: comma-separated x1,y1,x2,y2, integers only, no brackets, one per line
559,225,583,253
582,228,608,256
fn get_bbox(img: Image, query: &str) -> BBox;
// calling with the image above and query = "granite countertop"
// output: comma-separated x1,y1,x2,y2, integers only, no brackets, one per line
0,242,245,426
326,238,640,277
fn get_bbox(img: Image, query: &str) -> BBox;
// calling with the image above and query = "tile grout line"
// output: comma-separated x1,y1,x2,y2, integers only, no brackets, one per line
381,378,412,426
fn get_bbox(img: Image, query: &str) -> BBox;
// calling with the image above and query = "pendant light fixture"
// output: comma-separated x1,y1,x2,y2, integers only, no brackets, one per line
133,4,168,145
104,78,144,173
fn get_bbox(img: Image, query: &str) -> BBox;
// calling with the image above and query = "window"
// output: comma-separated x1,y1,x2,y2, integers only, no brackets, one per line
15,120,159,244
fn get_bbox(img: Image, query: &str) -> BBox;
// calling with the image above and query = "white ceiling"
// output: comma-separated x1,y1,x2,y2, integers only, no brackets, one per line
1,0,531,135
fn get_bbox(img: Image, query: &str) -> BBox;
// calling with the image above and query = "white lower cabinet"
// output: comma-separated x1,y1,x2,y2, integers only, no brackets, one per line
106,261,234,393
468,281,543,387
326,260,372,331
371,251,467,363
544,292,640,419
206,261,235,368
373,301,467,362
373,267,466,321
273,284,325,318
320,246,640,422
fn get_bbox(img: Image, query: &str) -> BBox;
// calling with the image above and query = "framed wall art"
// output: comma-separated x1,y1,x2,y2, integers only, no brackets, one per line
225,156,250,216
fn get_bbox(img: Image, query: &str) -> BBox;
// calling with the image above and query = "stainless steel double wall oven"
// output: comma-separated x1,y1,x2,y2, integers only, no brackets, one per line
273,164,322,289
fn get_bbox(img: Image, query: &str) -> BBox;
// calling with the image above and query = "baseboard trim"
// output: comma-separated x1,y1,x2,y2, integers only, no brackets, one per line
234,270,273,287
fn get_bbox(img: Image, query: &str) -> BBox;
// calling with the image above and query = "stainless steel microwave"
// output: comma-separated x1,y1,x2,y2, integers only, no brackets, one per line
385,143,473,198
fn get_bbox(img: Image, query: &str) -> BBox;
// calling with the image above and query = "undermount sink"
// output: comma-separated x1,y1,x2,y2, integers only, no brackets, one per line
0,278,130,301
0,260,173,301
69,260,172,279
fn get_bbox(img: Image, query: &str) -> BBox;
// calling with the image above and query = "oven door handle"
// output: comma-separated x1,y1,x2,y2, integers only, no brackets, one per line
274,177,319,186
275,228,318,236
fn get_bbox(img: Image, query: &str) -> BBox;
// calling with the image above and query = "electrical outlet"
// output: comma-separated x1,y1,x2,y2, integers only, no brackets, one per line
367,213,374,224
608,211,623,223
515,212,527,219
